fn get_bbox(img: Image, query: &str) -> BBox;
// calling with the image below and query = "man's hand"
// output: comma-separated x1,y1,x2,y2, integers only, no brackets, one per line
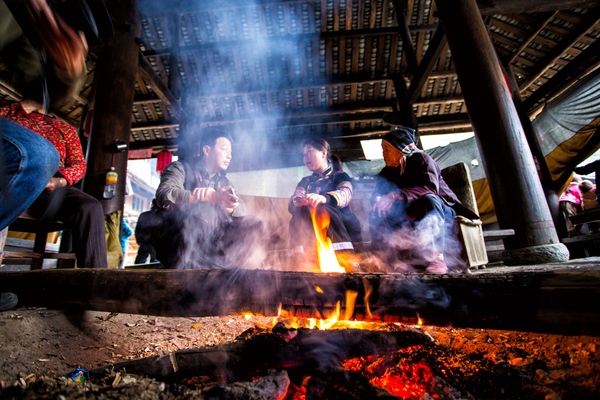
214,186,239,214
372,193,400,217
293,193,327,208
20,0,88,77
190,187,215,204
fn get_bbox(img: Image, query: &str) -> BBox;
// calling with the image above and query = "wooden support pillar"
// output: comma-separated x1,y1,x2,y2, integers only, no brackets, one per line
501,62,566,239
434,0,569,264
82,0,138,215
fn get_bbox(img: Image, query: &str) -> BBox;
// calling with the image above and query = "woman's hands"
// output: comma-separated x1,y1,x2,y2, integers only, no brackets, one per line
372,192,402,217
190,186,239,214
45,176,66,192
293,193,327,208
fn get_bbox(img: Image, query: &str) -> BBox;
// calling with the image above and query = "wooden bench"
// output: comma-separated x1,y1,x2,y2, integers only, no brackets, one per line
569,208,600,227
1,215,75,269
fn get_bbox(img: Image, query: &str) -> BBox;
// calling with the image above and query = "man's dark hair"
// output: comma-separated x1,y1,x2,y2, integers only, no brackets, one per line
199,128,233,148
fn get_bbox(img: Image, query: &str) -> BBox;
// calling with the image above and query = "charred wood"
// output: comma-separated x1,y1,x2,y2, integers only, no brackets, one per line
88,328,429,383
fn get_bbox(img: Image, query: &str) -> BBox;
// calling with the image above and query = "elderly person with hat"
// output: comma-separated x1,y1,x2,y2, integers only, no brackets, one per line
369,127,477,274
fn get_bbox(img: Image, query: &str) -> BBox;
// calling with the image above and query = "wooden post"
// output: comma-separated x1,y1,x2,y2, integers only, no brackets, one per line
82,0,138,215
434,0,569,264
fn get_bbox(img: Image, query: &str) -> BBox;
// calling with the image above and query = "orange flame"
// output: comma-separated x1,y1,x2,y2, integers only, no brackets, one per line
309,207,345,273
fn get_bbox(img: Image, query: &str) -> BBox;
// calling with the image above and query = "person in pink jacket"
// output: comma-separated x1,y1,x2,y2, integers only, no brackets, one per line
559,174,583,237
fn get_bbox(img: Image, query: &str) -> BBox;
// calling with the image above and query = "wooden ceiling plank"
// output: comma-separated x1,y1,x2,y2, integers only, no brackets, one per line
357,0,365,30
321,0,329,33
339,36,347,75
325,38,334,77
333,0,340,31
178,52,195,88
344,0,352,30
519,10,600,93
374,35,386,75
363,35,374,76
407,25,447,104
490,18,532,39
381,0,391,28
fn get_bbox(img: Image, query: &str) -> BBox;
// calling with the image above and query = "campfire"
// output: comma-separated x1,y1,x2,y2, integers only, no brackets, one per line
1,214,599,399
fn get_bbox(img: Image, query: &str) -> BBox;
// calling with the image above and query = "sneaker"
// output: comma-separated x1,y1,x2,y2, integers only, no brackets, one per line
425,255,448,274
0,292,18,311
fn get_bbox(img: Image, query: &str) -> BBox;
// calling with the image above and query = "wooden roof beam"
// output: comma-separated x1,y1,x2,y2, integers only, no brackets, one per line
477,0,600,15
503,11,558,65
128,138,178,151
518,10,600,94
391,0,419,76
522,36,600,111
407,26,448,104
142,26,440,57
138,0,600,17
184,76,395,97
138,51,186,122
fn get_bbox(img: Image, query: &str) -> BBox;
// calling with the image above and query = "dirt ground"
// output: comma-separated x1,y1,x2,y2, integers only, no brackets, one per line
0,306,598,399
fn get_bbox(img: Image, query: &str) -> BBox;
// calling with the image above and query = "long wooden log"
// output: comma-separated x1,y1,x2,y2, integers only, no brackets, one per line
0,267,599,335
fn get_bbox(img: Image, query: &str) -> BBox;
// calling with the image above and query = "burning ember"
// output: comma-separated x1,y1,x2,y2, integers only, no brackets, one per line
343,352,434,398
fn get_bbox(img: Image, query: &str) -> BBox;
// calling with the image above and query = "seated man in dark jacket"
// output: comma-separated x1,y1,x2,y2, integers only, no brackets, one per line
370,127,478,274
152,128,264,269
134,200,159,264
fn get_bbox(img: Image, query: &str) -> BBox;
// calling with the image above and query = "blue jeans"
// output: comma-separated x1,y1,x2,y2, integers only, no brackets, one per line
0,118,59,230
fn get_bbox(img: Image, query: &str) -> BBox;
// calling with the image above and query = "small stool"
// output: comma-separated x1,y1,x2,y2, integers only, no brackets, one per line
2,215,75,269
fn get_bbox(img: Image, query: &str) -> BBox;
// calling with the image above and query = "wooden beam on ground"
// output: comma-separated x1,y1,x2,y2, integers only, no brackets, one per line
1,267,599,336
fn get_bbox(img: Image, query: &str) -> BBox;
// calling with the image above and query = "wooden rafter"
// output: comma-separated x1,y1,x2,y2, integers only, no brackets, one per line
518,10,600,95
522,36,600,111
137,51,186,121
407,25,448,104
503,11,558,65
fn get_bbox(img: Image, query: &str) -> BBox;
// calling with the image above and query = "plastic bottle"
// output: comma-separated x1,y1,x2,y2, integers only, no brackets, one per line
103,167,118,199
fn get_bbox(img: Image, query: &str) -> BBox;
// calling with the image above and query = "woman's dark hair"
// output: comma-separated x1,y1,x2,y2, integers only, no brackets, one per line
331,153,343,173
302,138,344,171
303,138,331,163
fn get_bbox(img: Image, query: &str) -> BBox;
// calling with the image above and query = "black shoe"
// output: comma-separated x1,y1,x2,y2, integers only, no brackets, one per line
0,292,18,311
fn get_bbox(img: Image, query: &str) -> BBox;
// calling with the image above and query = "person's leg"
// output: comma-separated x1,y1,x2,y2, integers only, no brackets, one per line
368,198,410,254
0,118,59,230
407,194,456,273
54,187,108,268
217,215,266,268
134,244,150,264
